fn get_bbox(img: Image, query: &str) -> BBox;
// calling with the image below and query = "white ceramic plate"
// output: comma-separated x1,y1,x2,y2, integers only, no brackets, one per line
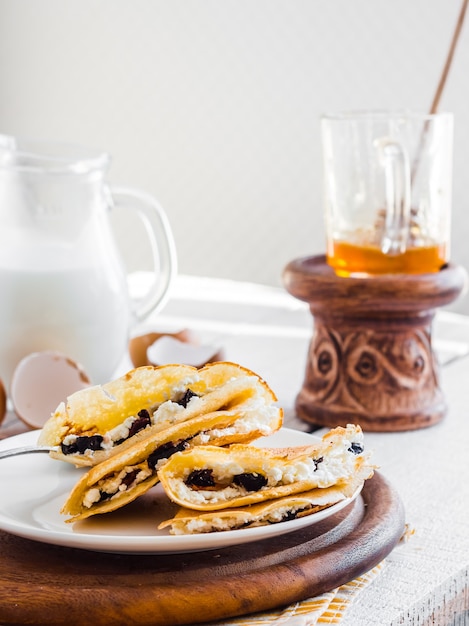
0,428,361,554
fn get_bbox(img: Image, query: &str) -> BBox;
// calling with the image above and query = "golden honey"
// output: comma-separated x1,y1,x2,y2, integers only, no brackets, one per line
327,240,447,276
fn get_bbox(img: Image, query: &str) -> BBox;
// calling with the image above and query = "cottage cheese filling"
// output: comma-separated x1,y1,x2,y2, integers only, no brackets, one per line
170,434,363,506
83,464,153,508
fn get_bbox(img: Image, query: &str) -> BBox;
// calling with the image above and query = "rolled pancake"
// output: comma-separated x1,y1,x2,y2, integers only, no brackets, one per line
39,362,277,467
157,424,374,511
61,400,283,522
158,469,368,534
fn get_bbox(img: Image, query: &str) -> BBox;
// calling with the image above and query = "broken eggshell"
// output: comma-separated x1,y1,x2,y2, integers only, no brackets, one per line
10,351,91,429
146,335,224,368
128,329,196,368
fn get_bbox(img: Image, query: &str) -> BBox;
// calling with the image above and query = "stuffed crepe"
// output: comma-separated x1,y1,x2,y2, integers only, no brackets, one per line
157,424,373,512
39,362,277,467
61,394,282,522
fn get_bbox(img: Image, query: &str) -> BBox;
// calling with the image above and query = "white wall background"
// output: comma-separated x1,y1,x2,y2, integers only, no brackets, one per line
1,0,468,310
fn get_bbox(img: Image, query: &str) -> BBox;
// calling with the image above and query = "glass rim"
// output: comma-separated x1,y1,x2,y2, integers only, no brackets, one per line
321,109,454,123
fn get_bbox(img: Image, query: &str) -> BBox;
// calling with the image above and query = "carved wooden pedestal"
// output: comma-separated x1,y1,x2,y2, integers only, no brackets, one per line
283,255,467,431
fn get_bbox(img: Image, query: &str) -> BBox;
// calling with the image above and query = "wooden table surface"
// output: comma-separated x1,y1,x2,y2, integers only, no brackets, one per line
1,273,469,625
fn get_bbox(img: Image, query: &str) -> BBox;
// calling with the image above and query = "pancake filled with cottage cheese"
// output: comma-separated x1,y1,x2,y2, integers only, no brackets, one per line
39,362,278,467
157,424,374,512
61,389,283,522
158,468,369,534
62,403,282,523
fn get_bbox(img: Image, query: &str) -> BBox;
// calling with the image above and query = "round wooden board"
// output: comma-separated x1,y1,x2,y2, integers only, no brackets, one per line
0,472,404,626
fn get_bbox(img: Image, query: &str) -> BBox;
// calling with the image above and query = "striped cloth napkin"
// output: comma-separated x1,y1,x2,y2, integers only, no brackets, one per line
204,562,384,626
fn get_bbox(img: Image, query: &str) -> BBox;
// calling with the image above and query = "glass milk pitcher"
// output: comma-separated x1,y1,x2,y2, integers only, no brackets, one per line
0,135,177,386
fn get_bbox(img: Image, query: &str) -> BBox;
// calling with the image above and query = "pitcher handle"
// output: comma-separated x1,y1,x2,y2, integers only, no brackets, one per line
374,138,411,255
110,186,177,321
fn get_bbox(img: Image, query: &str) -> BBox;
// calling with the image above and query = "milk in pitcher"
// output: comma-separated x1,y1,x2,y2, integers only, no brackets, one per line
0,263,130,387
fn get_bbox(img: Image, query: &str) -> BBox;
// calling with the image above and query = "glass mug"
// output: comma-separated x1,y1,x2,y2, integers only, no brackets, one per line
321,110,453,276
0,135,177,387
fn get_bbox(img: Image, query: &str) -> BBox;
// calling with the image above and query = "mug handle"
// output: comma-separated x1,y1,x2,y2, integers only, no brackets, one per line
110,186,177,321
374,138,411,255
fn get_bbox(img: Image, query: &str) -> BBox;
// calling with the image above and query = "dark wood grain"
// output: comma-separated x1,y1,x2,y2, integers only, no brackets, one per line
283,255,468,431
0,473,403,626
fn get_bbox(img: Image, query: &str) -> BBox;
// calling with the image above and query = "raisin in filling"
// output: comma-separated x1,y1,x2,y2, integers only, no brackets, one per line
114,409,152,445
98,490,114,503
147,440,190,470
186,469,216,489
176,389,199,408
272,506,311,524
128,409,152,437
98,469,141,503
61,434,104,455
276,510,299,523
121,469,139,488
313,456,324,471
348,442,364,455
233,472,267,492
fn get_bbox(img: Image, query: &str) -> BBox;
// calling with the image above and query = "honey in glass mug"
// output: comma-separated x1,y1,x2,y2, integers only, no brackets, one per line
327,233,448,277
321,111,453,277
327,204,449,276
